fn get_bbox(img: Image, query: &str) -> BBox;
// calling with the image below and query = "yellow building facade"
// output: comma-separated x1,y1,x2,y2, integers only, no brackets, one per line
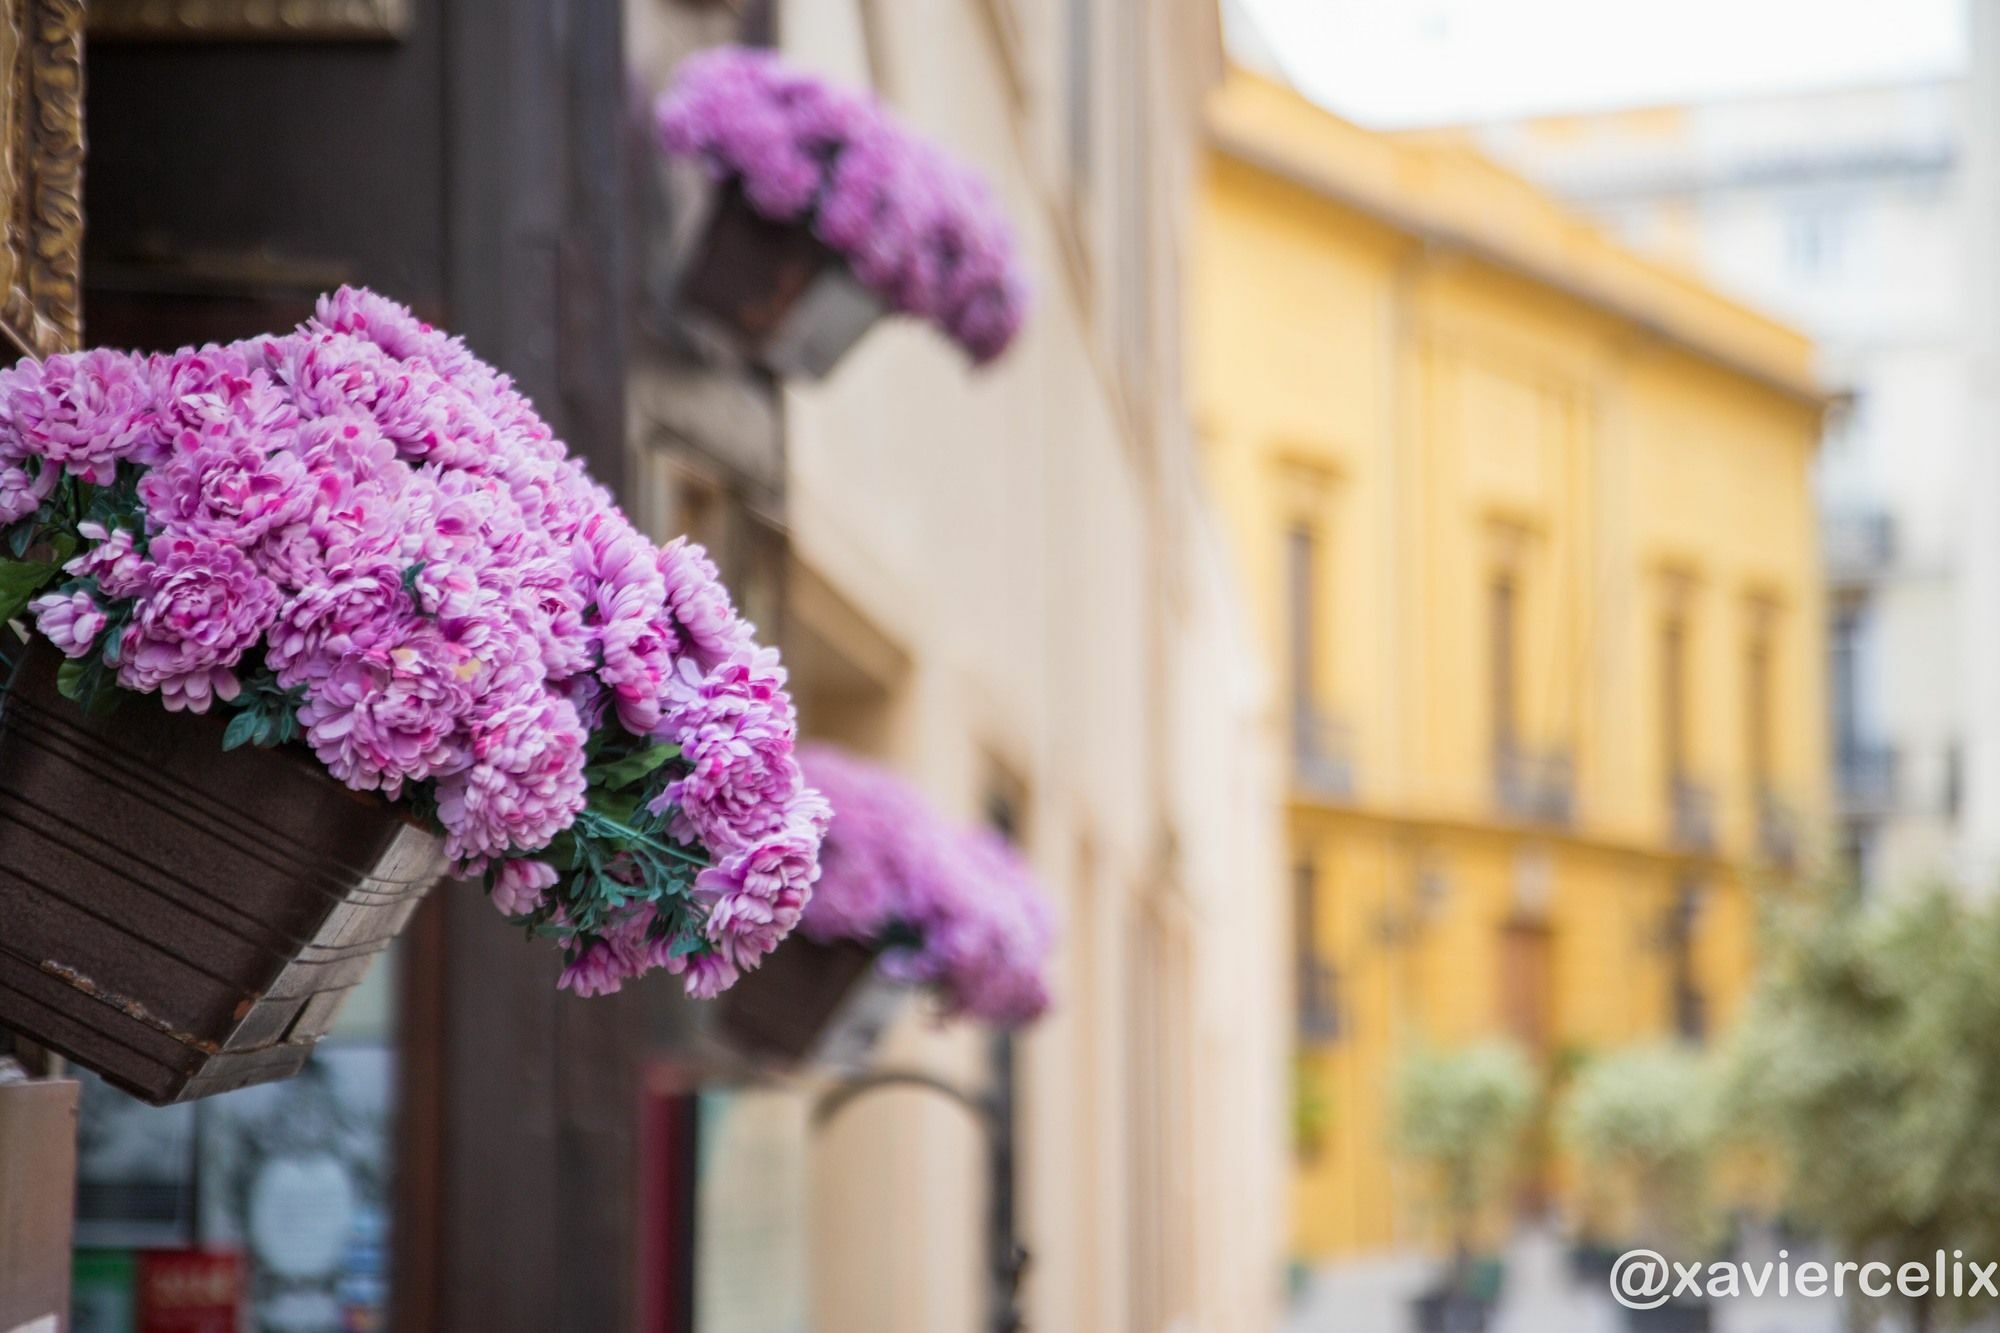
1193,75,1830,1260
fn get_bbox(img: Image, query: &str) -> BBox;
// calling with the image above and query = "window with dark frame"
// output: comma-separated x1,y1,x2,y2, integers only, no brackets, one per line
1286,521,1319,722
1746,611,1773,791
1490,571,1519,762
1661,605,1689,792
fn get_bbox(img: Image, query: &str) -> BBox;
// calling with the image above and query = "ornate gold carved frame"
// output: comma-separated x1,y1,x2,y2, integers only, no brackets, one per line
88,0,409,42
0,0,82,358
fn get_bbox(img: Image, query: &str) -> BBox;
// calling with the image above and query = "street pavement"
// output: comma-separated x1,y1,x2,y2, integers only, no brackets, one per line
1283,1227,1908,1333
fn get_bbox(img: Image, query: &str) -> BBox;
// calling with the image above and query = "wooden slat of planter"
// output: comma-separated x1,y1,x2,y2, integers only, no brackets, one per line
0,639,442,1103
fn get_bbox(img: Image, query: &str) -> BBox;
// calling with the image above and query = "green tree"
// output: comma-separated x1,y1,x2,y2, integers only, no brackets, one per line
1725,886,2000,1331
1559,1043,1720,1255
1394,1041,1537,1287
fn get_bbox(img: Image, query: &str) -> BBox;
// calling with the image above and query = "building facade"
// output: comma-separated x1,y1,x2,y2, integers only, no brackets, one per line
29,2,1288,1330
628,3,1289,1331
1194,75,1829,1259
1471,81,1968,894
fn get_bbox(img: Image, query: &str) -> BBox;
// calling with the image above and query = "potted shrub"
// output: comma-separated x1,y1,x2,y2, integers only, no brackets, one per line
719,743,1053,1065
1558,1045,1720,1331
1725,886,2000,1333
655,46,1028,377
1393,1041,1536,1333
0,289,827,1103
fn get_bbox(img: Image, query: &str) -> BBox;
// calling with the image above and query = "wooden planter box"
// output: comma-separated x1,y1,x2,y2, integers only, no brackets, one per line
717,935,903,1068
677,184,885,380
0,639,442,1105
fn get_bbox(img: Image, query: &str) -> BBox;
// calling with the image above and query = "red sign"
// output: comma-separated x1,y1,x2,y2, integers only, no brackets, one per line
137,1251,243,1333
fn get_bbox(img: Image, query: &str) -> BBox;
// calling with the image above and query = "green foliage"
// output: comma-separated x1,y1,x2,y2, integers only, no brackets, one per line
219,671,306,751
0,556,64,626
523,738,708,960
584,741,680,793
1294,1055,1334,1160
1394,1040,1537,1239
1724,885,2000,1325
54,653,121,717
1559,1044,1719,1251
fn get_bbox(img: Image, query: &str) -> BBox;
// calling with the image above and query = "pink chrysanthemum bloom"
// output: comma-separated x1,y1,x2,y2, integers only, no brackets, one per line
263,555,412,687
575,512,676,734
0,461,55,526
558,939,629,998
0,286,822,1000
662,947,741,1000
296,630,476,798
652,649,802,853
433,682,589,864
139,421,313,547
117,534,282,712
656,46,1030,362
65,522,152,599
0,348,161,484
489,857,560,917
29,589,108,659
797,744,1055,1027
697,796,829,970
658,538,751,669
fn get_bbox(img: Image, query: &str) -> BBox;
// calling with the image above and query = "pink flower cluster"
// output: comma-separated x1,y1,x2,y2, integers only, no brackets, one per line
798,744,1054,1026
656,45,1029,364
0,288,825,997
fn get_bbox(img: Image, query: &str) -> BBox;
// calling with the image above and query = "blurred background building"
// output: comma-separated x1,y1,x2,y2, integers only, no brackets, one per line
1470,80,1969,893
629,3,1288,1330
1194,73,1828,1259
48,2,1291,1332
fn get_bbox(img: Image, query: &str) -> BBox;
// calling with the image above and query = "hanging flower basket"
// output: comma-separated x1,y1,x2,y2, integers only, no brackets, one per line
656,45,1028,377
717,744,1054,1067
0,637,439,1104
714,935,902,1067
0,289,826,1103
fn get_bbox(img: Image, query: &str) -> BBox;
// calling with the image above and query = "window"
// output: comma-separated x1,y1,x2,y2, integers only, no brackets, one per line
1745,611,1774,791
1660,606,1689,789
1830,601,1867,761
1294,857,1338,1041
1490,572,1519,760
1787,202,1848,277
1286,522,1319,719
1668,882,1707,1040
1064,0,1093,202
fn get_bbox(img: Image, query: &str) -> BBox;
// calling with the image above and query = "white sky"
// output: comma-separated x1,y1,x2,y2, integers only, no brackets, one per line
1232,0,1969,127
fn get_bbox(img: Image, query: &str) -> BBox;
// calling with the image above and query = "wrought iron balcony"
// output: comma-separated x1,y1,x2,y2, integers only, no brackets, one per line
1669,776,1717,853
1836,743,1897,816
1756,788,1802,867
1493,742,1575,826
1296,957,1342,1043
1291,706,1356,801
1823,508,1896,583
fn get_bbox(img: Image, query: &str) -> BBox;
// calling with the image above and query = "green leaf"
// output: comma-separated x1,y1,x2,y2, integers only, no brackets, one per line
222,710,260,751
54,657,86,701
665,933,705,960
0,557,59,625
83,675,121,718
585,742,680,792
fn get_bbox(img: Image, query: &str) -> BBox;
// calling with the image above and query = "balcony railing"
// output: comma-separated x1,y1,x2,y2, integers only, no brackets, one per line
1669,776,1717,853
1823,508,1896,583
1756,788,1802,868
1296,957,1342,1043
1673,981,1708,1041
1836,743,1897,816
1292,706,1356,801
1494,743,1575,826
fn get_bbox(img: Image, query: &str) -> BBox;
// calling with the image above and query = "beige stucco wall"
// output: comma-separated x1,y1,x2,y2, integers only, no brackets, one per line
777,7,1286,1329
627,2,1288,1330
